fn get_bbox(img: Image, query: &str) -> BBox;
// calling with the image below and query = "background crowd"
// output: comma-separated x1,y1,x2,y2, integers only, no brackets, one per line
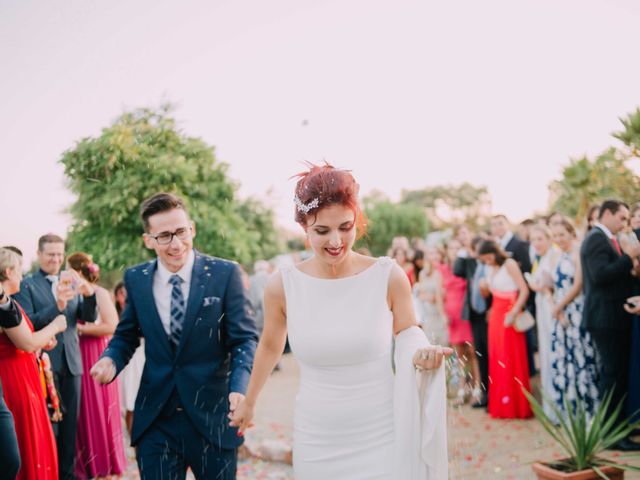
1,199,640,479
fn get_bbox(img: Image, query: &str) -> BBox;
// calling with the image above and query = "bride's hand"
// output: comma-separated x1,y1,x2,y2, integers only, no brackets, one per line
228,398,255,435
413,345,454,371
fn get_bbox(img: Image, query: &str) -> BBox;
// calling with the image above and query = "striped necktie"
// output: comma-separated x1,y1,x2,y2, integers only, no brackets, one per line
169,274,185,348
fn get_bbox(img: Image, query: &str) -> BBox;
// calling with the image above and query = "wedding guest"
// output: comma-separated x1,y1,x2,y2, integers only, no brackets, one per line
13,234,98,479
581,200,640,451
453,235,491,408
585,205,600,233
490,215,536,377
478,240,532,419
68,253,126,479
0,247,66,480
411,249,425,281
392,247,415,286
413,246,448,346
526,224,560,417
442,238,479,405
549,220,599,422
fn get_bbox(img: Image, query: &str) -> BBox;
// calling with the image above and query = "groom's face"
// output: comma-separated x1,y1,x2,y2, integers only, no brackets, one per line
143,208,196,273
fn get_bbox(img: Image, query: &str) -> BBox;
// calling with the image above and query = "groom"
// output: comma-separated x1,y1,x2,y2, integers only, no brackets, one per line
91,192,258,478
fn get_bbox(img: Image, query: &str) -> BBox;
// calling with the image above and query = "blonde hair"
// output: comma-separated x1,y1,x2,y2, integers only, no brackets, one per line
0,248,21,282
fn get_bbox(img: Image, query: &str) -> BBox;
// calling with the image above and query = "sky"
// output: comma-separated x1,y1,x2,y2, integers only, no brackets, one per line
3,0,640,265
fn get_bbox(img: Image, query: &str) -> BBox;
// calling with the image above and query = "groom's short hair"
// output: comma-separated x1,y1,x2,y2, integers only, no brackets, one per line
140,192,188,231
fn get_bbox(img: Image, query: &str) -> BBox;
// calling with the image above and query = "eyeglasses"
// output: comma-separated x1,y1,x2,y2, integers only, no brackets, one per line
147,226,192,245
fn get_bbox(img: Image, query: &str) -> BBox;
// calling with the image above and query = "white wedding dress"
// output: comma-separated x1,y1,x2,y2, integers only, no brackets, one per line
281,257,448,480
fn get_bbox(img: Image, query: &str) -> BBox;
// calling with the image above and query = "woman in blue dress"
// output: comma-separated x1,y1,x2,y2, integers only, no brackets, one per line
549,219,599,421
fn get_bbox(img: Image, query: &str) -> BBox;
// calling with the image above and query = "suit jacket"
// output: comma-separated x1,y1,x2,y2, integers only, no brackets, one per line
13,270,97,375
504,235,532,273
102,251,258,448
453,256,491,321
580,227,634,332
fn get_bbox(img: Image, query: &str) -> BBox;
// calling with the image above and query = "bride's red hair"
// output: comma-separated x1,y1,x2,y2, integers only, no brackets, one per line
292,162,367,239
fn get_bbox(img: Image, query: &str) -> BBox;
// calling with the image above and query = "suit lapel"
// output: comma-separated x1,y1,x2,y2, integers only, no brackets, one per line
33,271,56,303
176,251,208,357
595,227,619,256
139,260,173,356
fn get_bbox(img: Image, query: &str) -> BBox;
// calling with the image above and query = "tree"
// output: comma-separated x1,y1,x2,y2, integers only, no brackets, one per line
359,196,429,256
550,109,640,225
400,183,492,229
61,105,279,276
613,107,640,158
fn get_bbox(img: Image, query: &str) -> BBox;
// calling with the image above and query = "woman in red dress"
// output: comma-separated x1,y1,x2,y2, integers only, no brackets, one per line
478,240,533,419
0,248,67,480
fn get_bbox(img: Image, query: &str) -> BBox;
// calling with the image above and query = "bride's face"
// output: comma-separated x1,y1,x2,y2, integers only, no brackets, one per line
306,204,357,266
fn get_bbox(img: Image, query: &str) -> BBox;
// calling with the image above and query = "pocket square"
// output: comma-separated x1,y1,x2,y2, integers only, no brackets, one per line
203,296,221,307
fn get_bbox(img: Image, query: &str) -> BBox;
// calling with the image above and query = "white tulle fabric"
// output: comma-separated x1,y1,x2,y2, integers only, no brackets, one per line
281,257,448,480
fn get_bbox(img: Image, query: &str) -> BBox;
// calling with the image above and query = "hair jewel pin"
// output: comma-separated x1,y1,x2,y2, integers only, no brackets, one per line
87,263,100,274
294,195,320,214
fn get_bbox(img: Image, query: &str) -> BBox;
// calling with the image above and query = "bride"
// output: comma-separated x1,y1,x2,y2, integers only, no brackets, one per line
230,164,451,479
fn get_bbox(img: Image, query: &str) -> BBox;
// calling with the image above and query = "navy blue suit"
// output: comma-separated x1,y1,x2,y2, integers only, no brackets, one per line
13,270,97,479
102,251,258,478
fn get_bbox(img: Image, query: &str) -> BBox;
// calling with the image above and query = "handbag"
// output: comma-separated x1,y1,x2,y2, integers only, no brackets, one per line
514,310,535,332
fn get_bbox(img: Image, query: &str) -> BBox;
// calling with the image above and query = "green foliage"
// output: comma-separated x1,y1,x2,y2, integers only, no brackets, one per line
359,197,429,256
524,388,640,474
614,108,640,157
61,105,279,277
550,148,640,225
400,183,491,229
551,109,640,225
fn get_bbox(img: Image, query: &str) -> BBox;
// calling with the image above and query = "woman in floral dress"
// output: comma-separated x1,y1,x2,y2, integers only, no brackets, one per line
549,219,599,421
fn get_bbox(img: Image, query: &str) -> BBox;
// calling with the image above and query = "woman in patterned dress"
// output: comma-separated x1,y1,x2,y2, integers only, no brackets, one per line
549,219,599,421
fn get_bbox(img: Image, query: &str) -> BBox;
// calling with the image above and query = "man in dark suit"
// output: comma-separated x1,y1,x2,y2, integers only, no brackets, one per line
491,214,536,376
13,234,98,479
453,235,490,408
581,199,640,451
91,192,258,479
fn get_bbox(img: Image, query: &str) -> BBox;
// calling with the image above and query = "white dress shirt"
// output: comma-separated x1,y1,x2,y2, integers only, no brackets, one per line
498,231,514,249
594,222,614,239
153,250,195,336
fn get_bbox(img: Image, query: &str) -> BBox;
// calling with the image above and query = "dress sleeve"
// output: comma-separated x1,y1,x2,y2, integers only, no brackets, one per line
393,326,448,479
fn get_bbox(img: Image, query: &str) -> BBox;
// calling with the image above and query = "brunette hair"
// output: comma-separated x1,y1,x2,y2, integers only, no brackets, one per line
140,192,188,232
293,163,367,238
553,218,577,238
38,234,64,252
67,252,100,284
477,239,508,266
586,204,600,231
598,199,629,220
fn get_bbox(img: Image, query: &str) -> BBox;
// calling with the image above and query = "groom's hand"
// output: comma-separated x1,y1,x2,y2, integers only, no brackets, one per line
90,357,116,384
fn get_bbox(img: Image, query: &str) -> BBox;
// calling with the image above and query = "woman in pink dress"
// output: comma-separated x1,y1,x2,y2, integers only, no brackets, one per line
440,237,481,404
68,252,126,480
